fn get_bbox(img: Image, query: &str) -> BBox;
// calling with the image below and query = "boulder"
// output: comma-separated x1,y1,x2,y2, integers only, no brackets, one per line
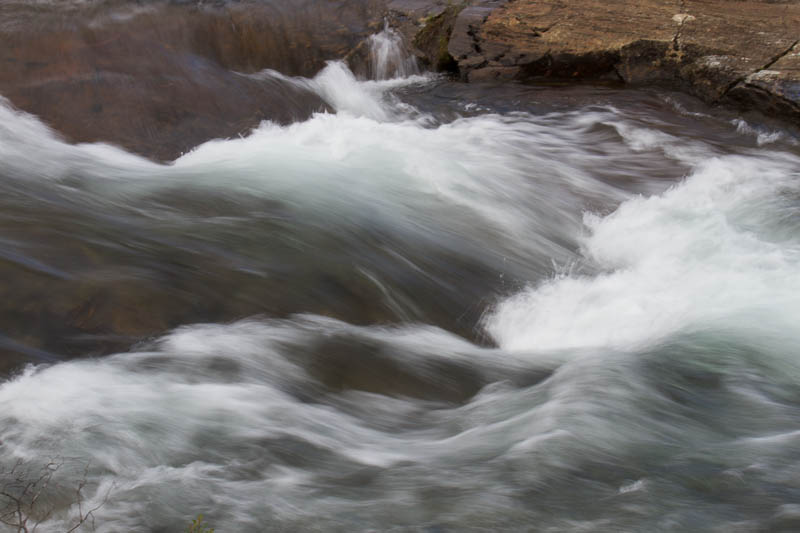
0,0,383,161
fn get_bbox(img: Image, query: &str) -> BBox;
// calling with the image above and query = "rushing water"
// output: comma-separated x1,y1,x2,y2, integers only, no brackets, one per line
2,24,800,533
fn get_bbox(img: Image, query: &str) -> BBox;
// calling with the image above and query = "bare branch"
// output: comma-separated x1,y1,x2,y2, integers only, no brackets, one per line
65,463,111,533
0,457,110,533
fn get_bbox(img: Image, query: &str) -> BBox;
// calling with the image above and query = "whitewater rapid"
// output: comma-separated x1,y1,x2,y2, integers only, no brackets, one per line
1,28,800,533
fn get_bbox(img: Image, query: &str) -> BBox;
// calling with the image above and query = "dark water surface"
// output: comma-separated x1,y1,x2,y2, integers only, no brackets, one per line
1,21,800,533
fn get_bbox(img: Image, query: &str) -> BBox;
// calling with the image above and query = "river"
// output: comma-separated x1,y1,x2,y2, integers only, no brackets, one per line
1,21,800,533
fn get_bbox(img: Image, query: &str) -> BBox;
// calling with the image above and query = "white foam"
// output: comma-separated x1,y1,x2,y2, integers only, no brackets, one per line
487,152,800,354
246,61,431,121
0,96,160,181
732,118,795,146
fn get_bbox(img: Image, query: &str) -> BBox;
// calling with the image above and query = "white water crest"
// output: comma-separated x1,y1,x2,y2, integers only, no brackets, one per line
2,27,800,533
487,150,800,354
248,60,430,121
0,96,160,181
240,25,426,121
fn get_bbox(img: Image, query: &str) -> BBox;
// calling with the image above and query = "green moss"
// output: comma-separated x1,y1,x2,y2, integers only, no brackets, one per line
412,4,465,74
187,515,214,533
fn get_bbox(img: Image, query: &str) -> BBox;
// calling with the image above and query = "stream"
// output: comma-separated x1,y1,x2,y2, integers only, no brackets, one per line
1,22,800,533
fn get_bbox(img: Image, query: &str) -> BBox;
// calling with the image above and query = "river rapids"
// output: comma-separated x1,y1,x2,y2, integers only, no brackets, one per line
1,23,800,533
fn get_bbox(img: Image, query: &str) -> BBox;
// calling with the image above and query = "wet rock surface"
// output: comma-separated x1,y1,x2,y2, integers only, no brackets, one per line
0,0,384,160
391,0,800,123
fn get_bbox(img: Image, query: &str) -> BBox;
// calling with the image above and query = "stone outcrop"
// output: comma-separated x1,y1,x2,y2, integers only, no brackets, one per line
2,0,799,161
391,0,800,123
0,0,383,160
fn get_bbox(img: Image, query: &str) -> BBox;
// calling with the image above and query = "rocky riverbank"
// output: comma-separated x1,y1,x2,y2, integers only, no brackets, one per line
1,0,797,162
388,0,800,123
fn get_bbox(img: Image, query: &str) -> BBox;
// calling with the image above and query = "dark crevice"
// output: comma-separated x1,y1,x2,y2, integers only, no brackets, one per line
717,74,751,104
612,64,626,83
671,26,681,52
761,39,800,71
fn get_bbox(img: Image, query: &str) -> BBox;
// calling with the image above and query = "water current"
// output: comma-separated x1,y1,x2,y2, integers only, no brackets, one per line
1,24,800,533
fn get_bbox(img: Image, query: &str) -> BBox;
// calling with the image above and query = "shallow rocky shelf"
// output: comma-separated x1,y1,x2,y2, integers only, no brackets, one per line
389,0,800,125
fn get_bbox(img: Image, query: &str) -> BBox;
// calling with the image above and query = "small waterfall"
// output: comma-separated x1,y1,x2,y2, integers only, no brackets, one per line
367,24,419,80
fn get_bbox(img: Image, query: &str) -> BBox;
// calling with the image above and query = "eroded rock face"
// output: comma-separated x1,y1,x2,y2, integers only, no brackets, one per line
395,0,800,123
0,0,384,160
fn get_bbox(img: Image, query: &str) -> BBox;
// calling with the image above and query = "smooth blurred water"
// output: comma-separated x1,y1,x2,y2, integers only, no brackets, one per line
1,27,800,533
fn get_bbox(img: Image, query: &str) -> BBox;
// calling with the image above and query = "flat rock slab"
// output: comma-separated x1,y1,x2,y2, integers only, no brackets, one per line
399,0,800,122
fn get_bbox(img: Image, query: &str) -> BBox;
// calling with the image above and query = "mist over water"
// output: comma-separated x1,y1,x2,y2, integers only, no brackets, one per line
1,26,800,533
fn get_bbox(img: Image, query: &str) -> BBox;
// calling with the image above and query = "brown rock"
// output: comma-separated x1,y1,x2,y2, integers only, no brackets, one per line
0,1,384,161
448,5,498,61
399,0,800,123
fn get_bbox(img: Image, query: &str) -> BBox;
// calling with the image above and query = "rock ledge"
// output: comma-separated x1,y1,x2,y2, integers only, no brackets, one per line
389,0,800,123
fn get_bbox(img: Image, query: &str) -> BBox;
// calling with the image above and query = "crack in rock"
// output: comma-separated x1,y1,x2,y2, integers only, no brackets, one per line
719,39,800,102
